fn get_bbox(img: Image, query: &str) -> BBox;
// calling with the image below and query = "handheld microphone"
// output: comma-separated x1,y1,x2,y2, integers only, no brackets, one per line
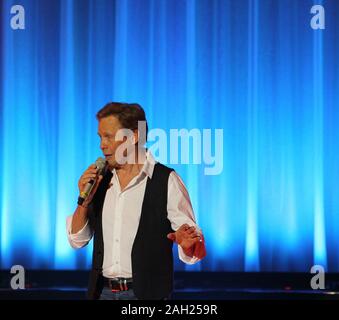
77,157,106,205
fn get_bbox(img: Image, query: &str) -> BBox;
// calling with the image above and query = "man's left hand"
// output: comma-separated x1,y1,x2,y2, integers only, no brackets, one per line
167,224,206,260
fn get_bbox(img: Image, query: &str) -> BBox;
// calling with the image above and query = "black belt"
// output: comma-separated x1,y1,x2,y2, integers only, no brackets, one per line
104,277,133,291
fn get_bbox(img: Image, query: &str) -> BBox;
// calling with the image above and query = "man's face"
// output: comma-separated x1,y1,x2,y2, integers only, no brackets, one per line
98,116,125,169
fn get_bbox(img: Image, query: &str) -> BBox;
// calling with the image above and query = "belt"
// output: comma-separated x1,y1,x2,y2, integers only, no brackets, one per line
104,277,133,292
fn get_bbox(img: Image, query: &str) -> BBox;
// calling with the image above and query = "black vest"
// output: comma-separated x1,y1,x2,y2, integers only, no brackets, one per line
87,163,175,300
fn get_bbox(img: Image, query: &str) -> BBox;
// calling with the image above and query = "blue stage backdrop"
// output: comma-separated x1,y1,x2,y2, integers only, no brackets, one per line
1,0,339,272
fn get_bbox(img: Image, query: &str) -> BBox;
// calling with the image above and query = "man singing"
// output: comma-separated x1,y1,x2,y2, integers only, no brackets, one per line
66,102,206,300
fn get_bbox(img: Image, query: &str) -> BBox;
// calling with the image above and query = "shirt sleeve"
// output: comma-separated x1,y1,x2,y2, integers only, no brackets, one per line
167,171,203,265
66,214,93,249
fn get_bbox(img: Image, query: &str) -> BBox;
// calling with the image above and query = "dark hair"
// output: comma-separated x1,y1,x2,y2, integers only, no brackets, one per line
96,102,148,143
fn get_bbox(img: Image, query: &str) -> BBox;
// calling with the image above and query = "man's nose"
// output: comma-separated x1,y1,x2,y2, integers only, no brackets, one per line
100,140,107,151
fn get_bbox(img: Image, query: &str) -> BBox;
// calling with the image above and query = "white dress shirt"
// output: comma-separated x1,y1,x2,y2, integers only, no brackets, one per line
66,151,202,279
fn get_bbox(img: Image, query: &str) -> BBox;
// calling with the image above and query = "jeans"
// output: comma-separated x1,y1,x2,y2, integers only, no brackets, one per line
99,287,138,300
99,287,172,300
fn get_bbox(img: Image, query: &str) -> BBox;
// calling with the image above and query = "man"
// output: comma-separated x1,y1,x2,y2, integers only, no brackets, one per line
66,102,206,300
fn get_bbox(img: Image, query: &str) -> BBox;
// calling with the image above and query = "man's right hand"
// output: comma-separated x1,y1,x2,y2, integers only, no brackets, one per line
78,164,103,207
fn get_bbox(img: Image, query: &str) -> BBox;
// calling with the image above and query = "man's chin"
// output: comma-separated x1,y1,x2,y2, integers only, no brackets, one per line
106,158,116,169
107,159,122,170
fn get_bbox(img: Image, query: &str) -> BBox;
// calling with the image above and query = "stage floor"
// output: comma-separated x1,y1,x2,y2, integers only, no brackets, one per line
1,271,339,300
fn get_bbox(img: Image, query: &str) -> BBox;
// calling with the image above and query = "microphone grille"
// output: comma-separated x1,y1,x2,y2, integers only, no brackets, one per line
95,157,106,171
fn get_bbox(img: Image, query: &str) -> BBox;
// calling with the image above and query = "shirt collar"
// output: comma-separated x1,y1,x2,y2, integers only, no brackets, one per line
111,149,157,180
141,149,156,179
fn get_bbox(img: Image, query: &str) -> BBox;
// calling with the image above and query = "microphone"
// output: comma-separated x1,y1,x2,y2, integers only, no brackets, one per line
77,157,106,205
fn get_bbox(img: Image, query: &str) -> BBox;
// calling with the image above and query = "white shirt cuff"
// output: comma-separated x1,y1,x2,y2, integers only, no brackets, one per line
66,215,92,249
178,244,200,265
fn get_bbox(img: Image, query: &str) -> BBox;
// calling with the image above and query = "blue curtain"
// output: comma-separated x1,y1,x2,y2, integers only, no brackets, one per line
1,0,339,272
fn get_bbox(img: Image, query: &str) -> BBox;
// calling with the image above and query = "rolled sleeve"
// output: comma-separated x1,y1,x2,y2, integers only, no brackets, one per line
167,171,203,264
66,215,92,249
